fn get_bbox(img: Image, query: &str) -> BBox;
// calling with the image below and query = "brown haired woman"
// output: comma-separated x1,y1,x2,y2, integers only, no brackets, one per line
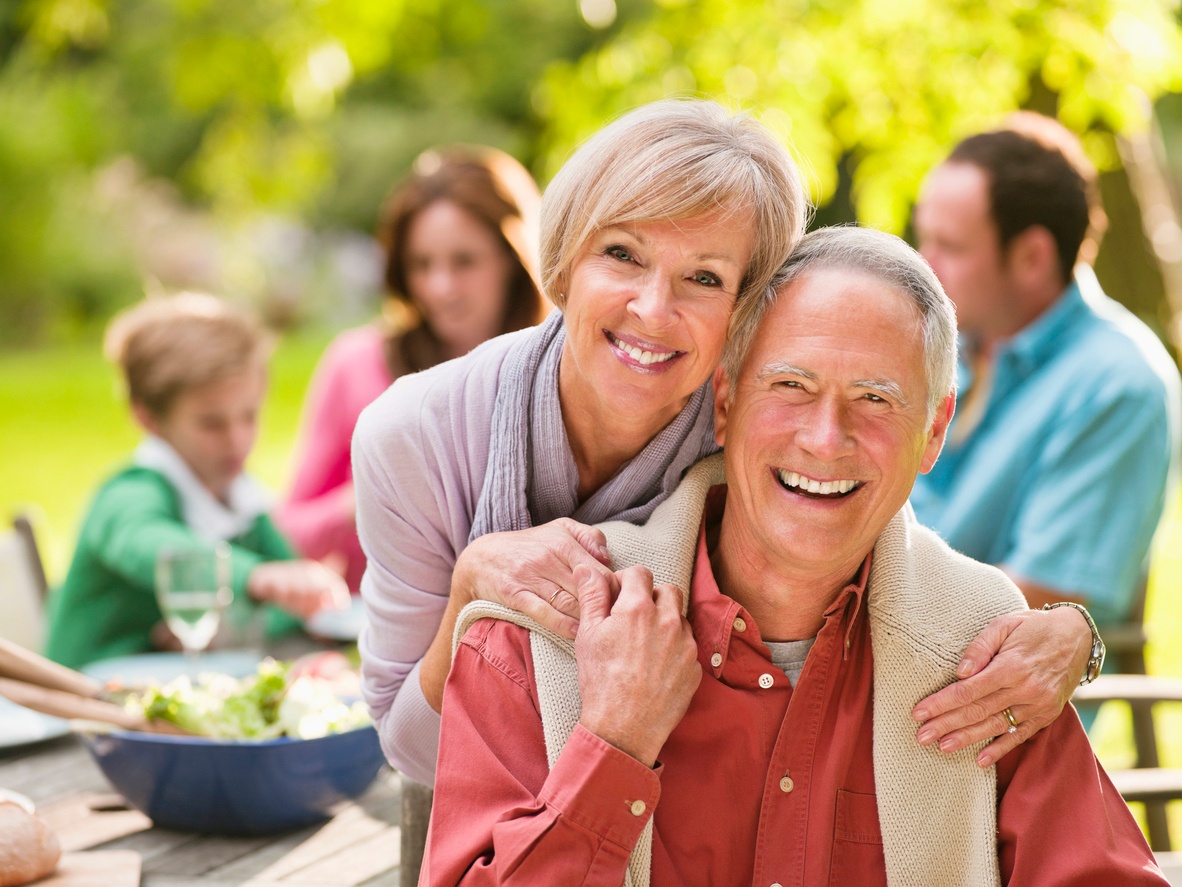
276,146,548,594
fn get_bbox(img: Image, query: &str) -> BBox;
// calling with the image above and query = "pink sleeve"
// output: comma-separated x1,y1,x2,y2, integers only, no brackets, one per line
997,704,1168,885
423,620,660,887
276,329,390,563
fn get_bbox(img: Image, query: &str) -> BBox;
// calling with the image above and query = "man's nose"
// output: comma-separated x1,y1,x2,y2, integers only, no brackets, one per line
796,398,855,460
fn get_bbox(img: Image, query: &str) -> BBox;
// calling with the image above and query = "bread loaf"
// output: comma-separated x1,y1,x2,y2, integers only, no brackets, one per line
0,801,61,887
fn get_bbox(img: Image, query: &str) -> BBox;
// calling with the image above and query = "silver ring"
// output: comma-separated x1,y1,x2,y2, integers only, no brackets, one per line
1002,707,1018,734
548,587,565,605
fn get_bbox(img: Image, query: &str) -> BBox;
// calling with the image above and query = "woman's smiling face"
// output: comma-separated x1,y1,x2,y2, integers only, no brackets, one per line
558,212,755,432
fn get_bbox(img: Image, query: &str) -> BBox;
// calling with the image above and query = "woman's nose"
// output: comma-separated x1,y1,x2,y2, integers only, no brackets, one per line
627,274,676,329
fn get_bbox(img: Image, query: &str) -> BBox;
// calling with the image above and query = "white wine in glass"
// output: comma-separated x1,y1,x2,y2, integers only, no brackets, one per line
155,544,233,659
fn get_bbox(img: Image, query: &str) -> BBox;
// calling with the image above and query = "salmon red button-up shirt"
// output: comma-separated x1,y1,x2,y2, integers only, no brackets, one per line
423,491,1164,886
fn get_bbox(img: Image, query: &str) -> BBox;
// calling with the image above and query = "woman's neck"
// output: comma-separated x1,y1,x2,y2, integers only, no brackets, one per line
558,358,689,503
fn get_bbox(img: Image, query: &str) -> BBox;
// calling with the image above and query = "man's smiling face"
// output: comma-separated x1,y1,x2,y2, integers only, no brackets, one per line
713,267,953,586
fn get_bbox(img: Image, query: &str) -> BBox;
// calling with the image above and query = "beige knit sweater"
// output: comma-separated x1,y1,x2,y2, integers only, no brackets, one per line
455,453,1026,887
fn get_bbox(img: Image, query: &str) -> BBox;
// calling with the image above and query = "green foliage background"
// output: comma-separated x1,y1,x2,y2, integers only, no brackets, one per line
5,0,1182,342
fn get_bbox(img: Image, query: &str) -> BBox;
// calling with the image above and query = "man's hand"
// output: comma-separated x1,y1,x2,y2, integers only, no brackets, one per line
247,560,350,619
911,606,1091,767
575,565,701,767
451,518,615,640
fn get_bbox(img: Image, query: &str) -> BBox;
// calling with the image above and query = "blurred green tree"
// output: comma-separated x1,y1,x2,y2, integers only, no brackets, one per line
532,0,1182,348
0,0,631,341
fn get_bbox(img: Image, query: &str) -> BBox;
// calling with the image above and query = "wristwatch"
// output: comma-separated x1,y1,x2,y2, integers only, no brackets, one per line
1042,601,1105,685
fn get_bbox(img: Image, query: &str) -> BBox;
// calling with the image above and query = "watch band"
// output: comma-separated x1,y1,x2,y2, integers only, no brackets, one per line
1042,601,1106,685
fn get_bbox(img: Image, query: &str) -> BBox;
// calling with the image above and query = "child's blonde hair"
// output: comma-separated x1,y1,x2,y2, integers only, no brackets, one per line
104,292,272,417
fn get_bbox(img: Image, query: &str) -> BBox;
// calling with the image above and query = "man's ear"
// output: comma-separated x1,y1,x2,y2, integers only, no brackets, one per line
1006,226,1058,286
919,391,956,474
712,365,731,448
131,401,162,436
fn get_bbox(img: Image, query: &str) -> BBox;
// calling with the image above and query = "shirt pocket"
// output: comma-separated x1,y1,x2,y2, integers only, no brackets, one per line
828,789,886,887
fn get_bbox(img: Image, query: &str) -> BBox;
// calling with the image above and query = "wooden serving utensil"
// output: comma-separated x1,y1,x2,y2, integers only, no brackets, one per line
0,638,191,736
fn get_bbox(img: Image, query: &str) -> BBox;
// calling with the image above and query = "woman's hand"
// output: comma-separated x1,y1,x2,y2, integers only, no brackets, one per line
911,606,1091,767
420,518,615,711
451,518,616,638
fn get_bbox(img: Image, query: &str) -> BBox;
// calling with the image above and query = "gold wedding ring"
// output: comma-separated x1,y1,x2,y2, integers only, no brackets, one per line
1002,707,1019,734
548,587,565,605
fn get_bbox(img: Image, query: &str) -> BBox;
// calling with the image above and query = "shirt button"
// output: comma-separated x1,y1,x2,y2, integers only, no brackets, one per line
771,883,784,887
758,673,775,689
779,775,794,793
710,652,723,668
733,617,747,632
629,799,646,816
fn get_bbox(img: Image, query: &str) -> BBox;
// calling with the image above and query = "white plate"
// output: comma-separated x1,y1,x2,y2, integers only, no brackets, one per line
0,697,69,749
81,650,264,686
304,596,366,642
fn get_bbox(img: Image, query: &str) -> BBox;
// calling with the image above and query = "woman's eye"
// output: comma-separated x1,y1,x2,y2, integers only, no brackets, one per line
692,272,722,287
606,246,634,262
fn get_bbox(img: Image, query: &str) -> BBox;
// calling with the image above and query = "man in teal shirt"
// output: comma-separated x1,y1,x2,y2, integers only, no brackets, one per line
911,112,1181,629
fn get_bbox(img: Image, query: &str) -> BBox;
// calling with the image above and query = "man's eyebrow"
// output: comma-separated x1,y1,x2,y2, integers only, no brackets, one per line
855,378,910,407
757,361,911,407
756,361,815,382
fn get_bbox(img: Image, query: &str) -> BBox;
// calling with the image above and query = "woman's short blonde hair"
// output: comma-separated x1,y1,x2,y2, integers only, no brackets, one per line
104,292,272,417
539,99,809,310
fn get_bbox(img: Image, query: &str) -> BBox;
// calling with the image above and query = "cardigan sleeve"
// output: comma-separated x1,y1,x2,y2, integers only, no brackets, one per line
354,334,513,784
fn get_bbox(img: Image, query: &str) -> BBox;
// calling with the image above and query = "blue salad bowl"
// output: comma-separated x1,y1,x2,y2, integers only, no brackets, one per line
79,724,386,834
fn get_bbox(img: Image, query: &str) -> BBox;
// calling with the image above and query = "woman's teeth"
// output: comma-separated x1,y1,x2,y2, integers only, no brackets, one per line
609,333,676,365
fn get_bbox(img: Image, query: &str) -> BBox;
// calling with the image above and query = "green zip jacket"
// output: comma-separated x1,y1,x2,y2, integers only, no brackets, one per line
45,465,301,669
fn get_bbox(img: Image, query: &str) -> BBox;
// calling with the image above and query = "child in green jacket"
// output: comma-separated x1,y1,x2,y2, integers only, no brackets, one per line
46,293,348,669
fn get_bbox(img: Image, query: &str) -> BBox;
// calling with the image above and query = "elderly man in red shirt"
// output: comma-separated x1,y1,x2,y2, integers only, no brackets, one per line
423,227,1164,887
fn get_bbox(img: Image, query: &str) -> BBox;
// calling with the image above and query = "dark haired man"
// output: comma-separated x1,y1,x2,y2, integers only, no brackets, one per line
912,113,1180,636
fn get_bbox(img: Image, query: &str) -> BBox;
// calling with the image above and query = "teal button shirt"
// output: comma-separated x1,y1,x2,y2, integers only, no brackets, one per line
910,269,1181,627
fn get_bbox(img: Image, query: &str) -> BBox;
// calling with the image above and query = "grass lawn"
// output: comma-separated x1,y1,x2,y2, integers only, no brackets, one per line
3,332,1182,837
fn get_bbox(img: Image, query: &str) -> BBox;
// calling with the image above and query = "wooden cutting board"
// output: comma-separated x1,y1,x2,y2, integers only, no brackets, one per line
35,850,141,887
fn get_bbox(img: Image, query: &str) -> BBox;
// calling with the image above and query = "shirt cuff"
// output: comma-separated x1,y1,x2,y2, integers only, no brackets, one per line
539,725,662,852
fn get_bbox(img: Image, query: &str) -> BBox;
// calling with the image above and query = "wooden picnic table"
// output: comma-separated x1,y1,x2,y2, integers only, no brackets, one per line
0,730,404,886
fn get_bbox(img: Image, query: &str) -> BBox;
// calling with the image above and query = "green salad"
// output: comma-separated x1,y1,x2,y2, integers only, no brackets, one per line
122,659,370,740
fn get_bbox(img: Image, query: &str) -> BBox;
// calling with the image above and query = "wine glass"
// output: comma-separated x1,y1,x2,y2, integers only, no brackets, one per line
155,544,233,663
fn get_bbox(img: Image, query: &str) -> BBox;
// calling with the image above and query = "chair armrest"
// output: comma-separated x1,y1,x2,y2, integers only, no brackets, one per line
1074,674,1182,705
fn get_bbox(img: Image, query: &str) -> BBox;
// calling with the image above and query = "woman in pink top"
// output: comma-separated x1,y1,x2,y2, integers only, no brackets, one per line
277,146,549,592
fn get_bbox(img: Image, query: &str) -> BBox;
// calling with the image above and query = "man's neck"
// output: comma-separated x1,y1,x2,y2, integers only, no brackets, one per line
707,512,863,643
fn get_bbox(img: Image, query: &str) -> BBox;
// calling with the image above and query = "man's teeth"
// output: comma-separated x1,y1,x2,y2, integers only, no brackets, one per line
777,470,858,495
611,334,676,365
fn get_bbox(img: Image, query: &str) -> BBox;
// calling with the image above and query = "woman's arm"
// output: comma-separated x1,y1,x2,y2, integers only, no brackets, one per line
418,520,614,710
911,605,1091,766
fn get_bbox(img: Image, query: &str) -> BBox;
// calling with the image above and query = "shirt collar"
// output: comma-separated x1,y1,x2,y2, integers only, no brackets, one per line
133,435,272,542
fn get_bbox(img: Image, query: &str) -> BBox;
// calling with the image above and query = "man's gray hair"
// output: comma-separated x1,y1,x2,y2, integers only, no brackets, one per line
722,226,958,421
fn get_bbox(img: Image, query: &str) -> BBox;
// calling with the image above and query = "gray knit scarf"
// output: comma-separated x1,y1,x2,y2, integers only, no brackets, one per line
469,309,720,542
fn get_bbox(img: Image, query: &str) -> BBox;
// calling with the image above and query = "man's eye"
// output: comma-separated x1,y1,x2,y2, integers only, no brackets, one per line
863,392,887,404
